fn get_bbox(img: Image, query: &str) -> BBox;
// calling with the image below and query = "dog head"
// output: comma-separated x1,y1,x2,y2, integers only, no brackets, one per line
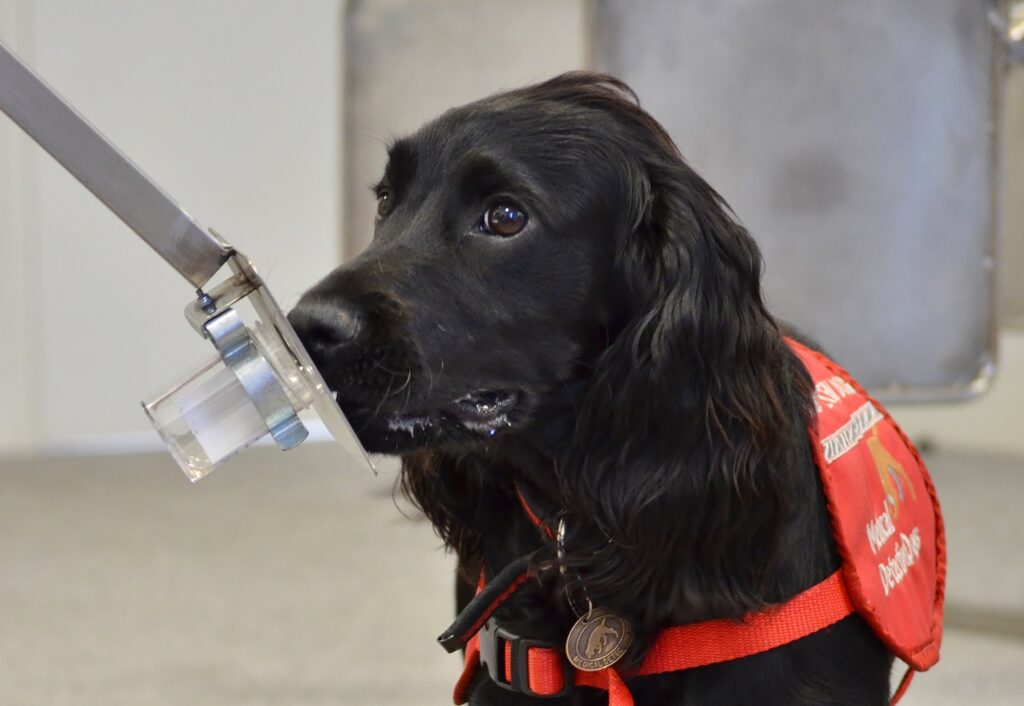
290,73,814,624
290,74,649,454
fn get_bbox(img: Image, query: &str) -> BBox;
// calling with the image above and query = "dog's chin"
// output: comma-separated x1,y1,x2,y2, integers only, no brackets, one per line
337,389,523,455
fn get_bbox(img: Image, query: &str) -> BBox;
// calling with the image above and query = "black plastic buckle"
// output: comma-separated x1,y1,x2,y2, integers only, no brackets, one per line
477,618,574,699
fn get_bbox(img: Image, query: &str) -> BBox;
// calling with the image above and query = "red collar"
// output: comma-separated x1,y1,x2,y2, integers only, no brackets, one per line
442,488,920,706
451,567,863,706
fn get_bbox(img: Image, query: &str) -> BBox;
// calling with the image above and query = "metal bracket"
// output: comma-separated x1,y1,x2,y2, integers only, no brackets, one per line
184,249,374,471
185,262,254,334
204,307,308,451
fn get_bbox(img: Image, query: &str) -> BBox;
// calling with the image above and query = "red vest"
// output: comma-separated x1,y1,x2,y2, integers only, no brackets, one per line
450,340,945,705
789,338,945,670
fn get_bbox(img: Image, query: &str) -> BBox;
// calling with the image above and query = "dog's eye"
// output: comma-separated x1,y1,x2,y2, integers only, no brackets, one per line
376,190,392,218
481,204,527,237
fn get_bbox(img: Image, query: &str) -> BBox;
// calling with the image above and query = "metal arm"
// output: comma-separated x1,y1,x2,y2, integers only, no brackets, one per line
0,39,372,479
0,41,230,289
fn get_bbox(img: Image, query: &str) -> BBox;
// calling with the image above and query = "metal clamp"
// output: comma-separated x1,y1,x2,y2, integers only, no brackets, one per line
204,307,308,451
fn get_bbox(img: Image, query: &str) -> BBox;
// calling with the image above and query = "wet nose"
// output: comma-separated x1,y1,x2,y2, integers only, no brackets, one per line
287,297,363,365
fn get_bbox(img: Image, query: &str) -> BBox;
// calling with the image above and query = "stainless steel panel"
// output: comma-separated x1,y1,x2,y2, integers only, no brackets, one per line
1003,1,1024,325
590,0,1006,398
343,0,1009,398
342,0,585,259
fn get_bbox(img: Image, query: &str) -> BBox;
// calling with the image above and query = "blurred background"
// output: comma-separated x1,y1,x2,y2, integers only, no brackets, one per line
0,0,1023,703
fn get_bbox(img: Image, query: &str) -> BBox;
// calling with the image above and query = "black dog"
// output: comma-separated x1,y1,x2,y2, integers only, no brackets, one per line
289,73,893,705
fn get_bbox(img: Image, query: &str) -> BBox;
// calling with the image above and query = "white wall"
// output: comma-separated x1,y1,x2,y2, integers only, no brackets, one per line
0,0,1022,459
0,0,35,452
890,331,1024,457
0,0,345,453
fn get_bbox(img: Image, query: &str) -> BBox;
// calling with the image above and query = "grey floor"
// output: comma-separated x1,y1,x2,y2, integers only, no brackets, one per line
0,445,1022,705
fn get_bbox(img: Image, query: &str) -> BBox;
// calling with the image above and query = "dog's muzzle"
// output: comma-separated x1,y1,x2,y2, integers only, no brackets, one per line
142,251,372,481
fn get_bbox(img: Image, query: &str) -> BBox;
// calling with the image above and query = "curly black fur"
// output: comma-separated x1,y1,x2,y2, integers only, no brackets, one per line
290,72,894,705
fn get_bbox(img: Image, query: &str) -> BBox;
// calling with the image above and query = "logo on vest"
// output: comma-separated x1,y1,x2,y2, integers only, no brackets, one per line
879,528,922,596
862,427,921,596
867,427,916,520
821,402,884,464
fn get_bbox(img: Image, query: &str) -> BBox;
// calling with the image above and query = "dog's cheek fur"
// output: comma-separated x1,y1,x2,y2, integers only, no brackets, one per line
559,115,821,634
399,76,824,621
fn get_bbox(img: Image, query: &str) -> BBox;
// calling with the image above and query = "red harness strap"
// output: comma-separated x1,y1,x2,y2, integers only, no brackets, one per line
457,490,865,705
454,570,856,705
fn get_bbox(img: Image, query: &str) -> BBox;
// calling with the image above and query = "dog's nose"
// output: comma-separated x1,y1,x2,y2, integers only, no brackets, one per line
287,298,363,365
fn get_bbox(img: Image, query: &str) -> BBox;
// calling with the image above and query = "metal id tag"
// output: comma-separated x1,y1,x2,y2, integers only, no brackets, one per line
564,608,633,672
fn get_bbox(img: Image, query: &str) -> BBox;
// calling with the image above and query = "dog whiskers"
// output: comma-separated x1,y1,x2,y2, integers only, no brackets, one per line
387,369,413,398
370,378,397,421
369,358,405,376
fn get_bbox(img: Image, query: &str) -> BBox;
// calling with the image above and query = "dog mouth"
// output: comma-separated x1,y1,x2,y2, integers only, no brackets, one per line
382,388,519,439
452,389,518,431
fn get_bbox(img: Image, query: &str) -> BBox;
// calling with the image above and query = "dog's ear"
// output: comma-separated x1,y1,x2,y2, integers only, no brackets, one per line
562,111,815,631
